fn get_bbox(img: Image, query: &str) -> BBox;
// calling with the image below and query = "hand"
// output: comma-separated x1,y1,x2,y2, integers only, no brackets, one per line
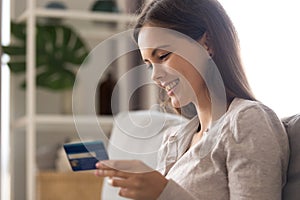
95,160,168,200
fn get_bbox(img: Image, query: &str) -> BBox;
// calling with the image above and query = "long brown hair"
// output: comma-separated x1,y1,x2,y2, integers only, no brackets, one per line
134,0,256,105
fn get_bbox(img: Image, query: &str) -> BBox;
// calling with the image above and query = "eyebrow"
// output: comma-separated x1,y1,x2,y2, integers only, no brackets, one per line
151,45,171,57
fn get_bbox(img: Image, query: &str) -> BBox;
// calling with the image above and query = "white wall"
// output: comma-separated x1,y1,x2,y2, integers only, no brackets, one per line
219,0,300,118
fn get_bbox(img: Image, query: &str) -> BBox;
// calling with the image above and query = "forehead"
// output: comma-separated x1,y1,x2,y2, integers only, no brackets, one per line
138,27,191,52
137,27,209,62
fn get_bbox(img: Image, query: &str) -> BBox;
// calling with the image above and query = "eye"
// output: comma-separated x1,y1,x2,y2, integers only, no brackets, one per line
159,52,172,61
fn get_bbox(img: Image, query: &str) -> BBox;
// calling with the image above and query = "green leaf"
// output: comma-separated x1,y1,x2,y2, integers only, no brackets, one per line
65,51,88,65
11,22,26,40
36,28,48,52
2,46,26,55
6,21,89,90
62,26,72,47
36,54,49,67
7,62,26,73
42,24,57,45
73,36,85,51
36,69,75,90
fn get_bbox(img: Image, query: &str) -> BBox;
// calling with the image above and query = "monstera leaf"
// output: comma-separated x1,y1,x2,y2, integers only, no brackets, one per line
2,21,89,90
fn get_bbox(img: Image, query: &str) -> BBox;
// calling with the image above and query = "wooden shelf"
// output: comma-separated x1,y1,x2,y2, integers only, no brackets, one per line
15,8,137,41
17,8,137,23
12,115,113,135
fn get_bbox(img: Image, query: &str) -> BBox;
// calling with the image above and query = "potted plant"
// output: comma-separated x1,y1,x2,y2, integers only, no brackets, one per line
2,21,89,91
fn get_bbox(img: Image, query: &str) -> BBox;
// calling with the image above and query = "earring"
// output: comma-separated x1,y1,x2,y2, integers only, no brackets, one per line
209,51,214,57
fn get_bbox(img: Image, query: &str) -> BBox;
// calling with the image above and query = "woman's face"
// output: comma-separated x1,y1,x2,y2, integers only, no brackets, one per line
138,26,210,108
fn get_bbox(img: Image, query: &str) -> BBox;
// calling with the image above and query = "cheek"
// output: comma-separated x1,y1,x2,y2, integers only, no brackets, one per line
190,73,204,89
176,63,202,89
178,66,206,101
165,58,187,77
166,57,205,93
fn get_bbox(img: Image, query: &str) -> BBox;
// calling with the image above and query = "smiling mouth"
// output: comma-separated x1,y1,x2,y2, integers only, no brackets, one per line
165,78,179,92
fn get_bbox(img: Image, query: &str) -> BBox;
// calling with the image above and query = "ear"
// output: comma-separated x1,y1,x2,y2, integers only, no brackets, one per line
198,32,214,57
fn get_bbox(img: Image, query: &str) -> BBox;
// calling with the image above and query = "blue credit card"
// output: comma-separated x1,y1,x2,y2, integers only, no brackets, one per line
63,140,109,171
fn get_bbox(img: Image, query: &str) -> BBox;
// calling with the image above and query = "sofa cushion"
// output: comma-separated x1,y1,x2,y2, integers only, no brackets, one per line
107,110,187,167
101,110,187,200
282,114,300,200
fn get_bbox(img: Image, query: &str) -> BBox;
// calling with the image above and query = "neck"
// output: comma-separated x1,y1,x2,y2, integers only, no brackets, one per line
188,102,212,148
194,101,212,134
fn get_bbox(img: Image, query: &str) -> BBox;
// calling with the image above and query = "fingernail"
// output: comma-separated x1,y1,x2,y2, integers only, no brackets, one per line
107,178,113,185
97,169,104,175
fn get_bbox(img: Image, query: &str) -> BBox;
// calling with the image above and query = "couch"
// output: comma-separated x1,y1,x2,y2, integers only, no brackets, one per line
282,114,300,200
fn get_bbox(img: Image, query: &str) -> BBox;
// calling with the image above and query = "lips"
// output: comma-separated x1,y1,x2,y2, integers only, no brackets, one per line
164,78,179,92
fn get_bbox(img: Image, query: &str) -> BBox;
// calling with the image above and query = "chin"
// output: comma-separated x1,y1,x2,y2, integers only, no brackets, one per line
171,96,189,109
170,98,180,108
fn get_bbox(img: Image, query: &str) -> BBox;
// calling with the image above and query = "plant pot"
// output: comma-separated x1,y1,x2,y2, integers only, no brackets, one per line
90,0,118,27
116,0,145,14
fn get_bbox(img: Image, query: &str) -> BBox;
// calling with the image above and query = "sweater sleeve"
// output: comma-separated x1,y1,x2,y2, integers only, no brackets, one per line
157,179,197,200
225,106,289,200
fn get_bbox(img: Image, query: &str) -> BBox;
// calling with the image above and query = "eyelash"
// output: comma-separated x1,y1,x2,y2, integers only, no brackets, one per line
145,52,172,70
159,52,172,60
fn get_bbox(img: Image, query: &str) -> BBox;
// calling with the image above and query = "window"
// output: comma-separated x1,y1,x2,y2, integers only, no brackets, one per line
220,0,300,117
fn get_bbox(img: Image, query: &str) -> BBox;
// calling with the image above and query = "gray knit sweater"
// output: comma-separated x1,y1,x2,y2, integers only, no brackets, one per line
157,98,289,200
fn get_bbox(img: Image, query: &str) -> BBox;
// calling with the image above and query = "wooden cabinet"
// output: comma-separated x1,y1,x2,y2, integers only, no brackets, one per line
36,172,103,200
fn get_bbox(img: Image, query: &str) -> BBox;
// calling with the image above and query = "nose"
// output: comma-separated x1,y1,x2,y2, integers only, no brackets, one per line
151,63,166,82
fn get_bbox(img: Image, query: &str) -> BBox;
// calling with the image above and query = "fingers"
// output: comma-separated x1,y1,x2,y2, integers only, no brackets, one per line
95,161,134,178
101,170,167,200
96,160,153,173
94,169,129,178
95,161,114,170
119,188,137,199
108,177,142,192
109,177,130,188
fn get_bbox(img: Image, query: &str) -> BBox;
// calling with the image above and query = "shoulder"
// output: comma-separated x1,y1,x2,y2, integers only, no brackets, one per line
228,98,274,118
225,98,285,143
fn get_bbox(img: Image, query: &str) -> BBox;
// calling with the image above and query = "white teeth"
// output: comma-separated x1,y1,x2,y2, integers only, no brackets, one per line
165,79,179,92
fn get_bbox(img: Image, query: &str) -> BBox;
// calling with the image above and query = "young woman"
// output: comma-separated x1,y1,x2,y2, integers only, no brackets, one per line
95,0,289,199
